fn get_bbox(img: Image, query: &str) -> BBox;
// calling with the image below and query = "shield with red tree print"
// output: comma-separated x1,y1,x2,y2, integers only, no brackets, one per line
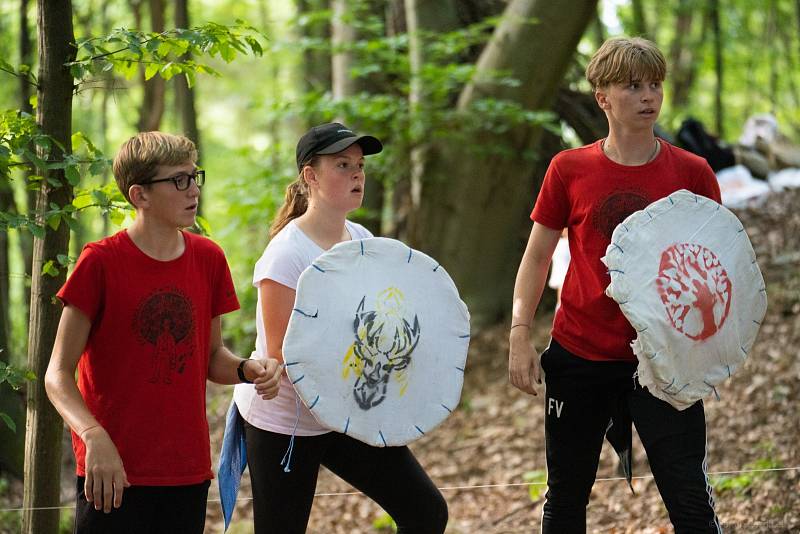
603,189,767,410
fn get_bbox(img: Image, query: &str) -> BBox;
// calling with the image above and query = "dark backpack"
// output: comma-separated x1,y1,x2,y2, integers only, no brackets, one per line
676,118,736,172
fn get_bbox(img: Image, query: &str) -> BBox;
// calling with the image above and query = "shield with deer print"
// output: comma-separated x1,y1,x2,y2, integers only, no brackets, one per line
603,189,767,410
282,237,470,446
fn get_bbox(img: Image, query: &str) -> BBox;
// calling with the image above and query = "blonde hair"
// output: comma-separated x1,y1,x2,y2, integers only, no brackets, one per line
112,131,197,203
269,156,318,238
586,37,666,91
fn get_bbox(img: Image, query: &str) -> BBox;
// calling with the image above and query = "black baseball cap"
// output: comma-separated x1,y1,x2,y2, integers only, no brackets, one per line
295,122,383,170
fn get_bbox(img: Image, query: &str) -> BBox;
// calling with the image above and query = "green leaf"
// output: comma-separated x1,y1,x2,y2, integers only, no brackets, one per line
195,215,211,236
144,62,160,81
56,254,70,266
73,193,94,209
91,189,109,206
523,470,547,502
46,213,61,231
33,136,51,151
69,63,85,80
0,413,15,433
65,165,81,186
109,209,126,226
23,148,47,171
88,159,107,176
42,260,59,277
29,223,46,239
28,94,37,109
65,215,80,232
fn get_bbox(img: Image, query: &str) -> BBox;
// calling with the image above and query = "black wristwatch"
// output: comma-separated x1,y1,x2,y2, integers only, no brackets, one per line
237,360,253,384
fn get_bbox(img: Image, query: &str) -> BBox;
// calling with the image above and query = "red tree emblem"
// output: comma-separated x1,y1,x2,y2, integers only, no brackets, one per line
656,243,732,340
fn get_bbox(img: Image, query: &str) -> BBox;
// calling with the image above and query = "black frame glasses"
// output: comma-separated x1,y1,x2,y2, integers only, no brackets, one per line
141,169,205,191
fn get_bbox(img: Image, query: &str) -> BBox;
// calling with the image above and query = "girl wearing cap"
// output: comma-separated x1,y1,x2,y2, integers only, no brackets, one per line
232,123,448,533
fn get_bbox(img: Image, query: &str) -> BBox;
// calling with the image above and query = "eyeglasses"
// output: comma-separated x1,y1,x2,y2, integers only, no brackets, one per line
141,169,205,191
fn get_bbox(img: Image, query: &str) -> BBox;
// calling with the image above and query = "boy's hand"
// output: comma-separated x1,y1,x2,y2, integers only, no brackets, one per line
248,358,281,400
82,426,130,513
508,329,542,396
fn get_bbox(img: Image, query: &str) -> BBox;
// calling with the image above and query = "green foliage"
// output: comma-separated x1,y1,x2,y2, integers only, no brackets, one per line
372,512,397,532
710,443,784,497
0,356,36,432
71,21,266,87
522,469,547,502
1,112,113,233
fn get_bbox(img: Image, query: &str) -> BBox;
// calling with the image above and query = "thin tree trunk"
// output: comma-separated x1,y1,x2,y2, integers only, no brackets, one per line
767,0,778,114
297,0,331,96
409,0,597,326
331,0,357,100
20,0,34,330
174,0,203,216
710,0,723,137
631,0,648,38
592,3,606,50
23,1,75,532
136,0,166,132
0,0,33,481
100,0,111,236
0,183,12,359
175,0,200,154
669,0,696,109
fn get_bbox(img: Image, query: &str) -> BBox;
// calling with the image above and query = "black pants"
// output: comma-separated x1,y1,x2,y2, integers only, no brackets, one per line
244,422,448,534
540,339,721,534
74,477,209,534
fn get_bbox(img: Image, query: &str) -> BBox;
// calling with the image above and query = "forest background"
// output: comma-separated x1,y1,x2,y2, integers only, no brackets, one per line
0,0,798,532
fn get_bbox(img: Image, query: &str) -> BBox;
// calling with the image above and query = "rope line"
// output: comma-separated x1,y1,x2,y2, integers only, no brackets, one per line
2,466,797,513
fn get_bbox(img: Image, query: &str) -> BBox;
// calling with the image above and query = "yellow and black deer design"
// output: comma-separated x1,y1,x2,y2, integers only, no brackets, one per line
342,287,421,410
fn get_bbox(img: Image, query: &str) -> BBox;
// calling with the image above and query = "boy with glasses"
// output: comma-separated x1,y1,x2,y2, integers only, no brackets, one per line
45,131,282,533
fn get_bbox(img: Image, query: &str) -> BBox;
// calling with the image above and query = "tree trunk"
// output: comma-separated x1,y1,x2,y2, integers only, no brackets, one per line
330,0,384,233
554,87,608,144
398,0,460,236
408,0,597,326
0,0,35,478
136,0,166,132
709,0,723,138
631,0,648,38
669,0,696,109
174,0,203,216
297,0,331,95
592,3,606,50
23,1,75,532
0,179,23,478
331,0,357,100
100,0,112,236
175,0,200,154
20,0,34,335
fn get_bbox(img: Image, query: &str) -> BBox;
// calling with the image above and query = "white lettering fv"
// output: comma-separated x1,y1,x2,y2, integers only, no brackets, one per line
548,397,564,418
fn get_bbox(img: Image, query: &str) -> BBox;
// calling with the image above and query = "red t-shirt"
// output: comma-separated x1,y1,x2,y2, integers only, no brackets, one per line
57,230,240,485
531,139,721,362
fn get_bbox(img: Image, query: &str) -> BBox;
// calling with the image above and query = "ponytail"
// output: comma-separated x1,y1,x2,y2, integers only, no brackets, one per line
269,175,309,238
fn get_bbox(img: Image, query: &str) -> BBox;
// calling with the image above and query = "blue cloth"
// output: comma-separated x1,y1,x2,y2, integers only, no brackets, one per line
217,400,247,531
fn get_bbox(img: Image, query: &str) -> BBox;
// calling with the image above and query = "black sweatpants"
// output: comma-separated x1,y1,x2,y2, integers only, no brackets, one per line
74,477,209,534
244,422,448,534
540,339,722,534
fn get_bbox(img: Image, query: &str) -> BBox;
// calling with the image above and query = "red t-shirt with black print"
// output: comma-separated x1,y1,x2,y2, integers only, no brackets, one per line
57,230,240,485
531,139,721,362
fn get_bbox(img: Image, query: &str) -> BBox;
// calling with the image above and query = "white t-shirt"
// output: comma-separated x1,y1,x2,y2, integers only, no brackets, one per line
233,219,373,435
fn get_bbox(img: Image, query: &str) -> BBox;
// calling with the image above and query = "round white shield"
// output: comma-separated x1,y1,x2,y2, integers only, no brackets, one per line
603,189,767,410
283,237,471,446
